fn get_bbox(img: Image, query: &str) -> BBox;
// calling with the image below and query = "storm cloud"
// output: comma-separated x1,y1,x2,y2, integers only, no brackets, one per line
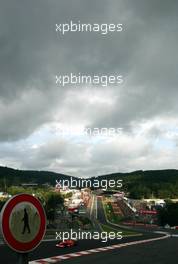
0,0,178,176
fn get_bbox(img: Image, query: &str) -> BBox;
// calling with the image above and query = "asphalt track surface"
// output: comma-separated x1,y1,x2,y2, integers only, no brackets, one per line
0,195,174,263
56,237,178,264
1,233,162,264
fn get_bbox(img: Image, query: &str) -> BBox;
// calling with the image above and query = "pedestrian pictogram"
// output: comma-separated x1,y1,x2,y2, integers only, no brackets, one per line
22,208,31,235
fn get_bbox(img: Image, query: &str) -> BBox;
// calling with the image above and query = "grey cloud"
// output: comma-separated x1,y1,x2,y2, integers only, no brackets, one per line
0,0,178,174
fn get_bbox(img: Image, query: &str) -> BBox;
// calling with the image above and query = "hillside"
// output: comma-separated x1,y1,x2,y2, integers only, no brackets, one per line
0,166,75,187
93,169,178,199
1,166,178,198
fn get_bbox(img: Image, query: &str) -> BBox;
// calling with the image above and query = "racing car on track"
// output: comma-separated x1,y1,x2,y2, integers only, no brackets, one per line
56,239,78,248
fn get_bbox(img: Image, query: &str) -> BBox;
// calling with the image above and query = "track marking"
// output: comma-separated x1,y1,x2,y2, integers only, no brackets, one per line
29,234,170,263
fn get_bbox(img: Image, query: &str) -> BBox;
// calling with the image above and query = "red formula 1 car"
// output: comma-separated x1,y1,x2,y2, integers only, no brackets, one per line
56,239,78,248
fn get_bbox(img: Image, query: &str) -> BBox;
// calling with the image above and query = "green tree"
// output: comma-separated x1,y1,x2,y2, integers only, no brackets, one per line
45,192,64,224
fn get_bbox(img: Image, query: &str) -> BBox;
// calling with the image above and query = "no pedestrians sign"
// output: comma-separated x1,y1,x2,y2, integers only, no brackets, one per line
0,194,46,253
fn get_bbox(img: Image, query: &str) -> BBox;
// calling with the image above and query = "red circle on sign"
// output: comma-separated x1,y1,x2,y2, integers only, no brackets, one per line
1,194,46,253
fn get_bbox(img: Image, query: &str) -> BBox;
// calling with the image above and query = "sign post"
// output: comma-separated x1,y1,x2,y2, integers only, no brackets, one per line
18,253,28,264
0,194,46,263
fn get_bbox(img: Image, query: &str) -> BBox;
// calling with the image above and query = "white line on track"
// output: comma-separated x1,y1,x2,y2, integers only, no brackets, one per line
29,234,170,264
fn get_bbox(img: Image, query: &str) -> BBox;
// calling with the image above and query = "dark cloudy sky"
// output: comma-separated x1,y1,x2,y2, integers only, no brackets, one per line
0,0,178,177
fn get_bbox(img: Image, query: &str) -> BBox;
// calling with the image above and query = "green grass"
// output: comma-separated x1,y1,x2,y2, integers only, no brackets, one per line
104,202,124,224
100,223,141,237
102,200,141,237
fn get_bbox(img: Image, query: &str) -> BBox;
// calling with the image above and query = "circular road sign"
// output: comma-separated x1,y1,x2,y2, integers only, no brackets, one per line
0,194,46,253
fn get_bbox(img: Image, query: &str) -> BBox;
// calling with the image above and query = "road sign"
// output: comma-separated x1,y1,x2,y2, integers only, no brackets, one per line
0,194,46,253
